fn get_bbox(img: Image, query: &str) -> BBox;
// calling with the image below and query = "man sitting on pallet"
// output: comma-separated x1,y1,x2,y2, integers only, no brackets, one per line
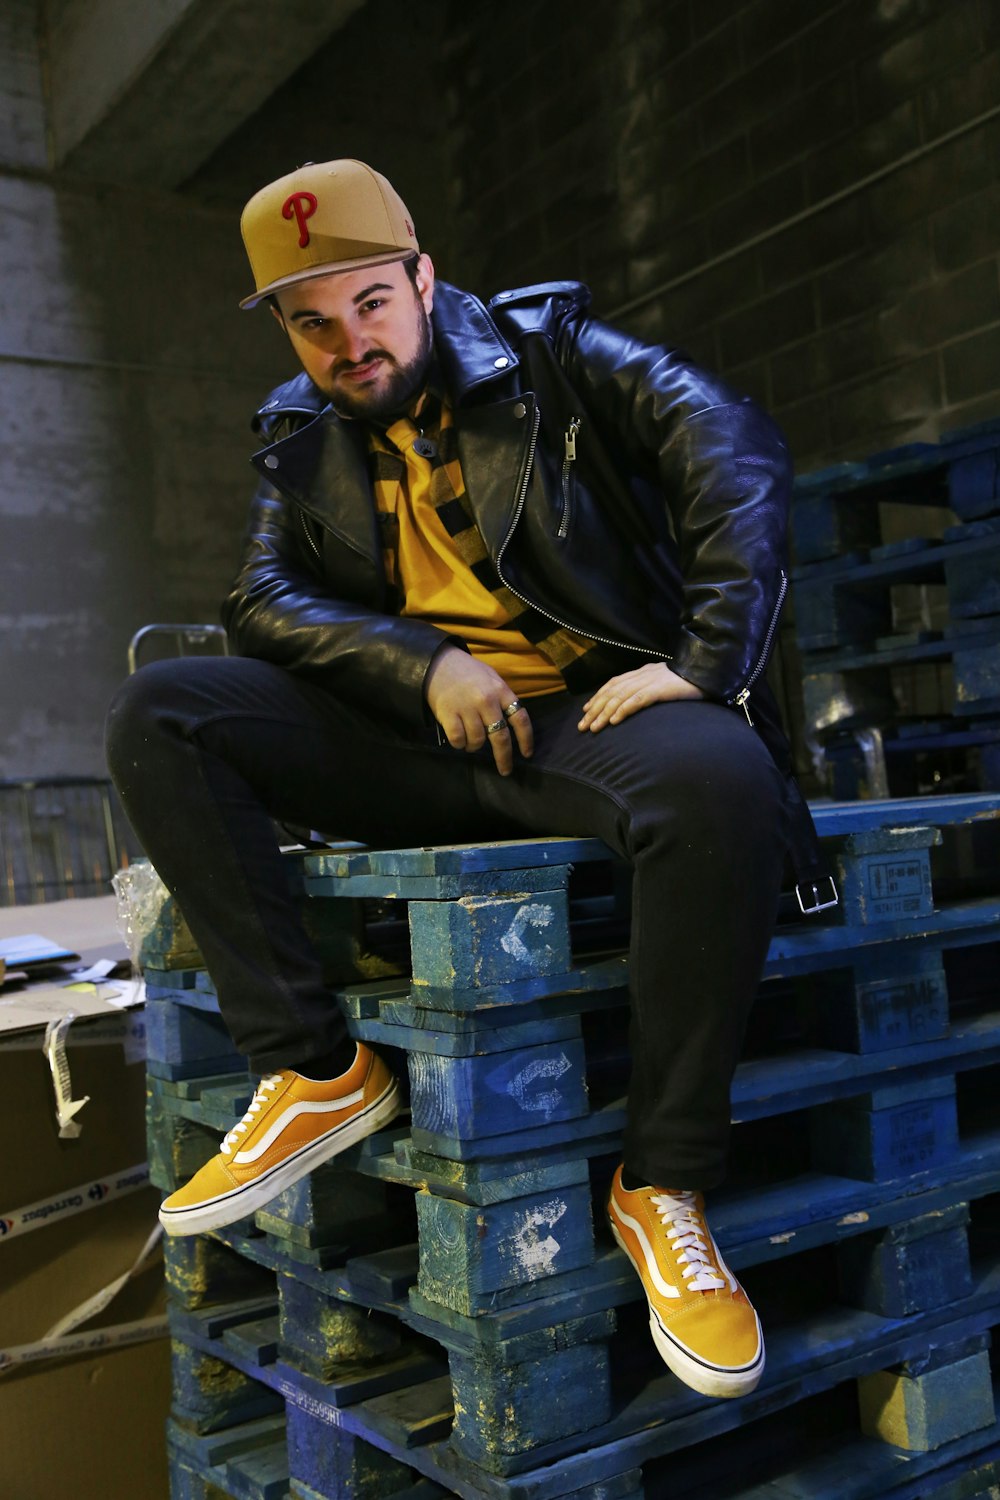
108,158,814,1402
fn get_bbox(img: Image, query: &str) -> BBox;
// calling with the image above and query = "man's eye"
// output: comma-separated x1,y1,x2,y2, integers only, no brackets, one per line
361,299,385,314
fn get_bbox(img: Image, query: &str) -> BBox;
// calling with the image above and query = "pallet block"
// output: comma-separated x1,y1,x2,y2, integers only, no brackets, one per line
278,1271,402,1379
171,1335,284,1435
808,947,949,1055
809,1075,959,1181
406,1033,590,1141
145,995,246,1080
832,824,938,925
858,1335,995,1452
837,1203,973,1317
415,1178,596,1315
408,889,572,992
254,1158,400,1252
164,1233,276,1313
285,1400,419,1499
448,1336,612,1470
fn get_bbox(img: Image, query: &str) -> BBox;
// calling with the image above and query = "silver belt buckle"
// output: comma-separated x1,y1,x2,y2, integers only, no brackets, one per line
795,874,839,915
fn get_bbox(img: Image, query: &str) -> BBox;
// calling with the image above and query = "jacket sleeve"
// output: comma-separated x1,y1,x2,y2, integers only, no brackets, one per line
221,475,461,729
559,310,791,701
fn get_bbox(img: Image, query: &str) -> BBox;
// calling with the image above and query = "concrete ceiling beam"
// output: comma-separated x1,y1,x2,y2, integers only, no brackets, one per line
45,0,365,187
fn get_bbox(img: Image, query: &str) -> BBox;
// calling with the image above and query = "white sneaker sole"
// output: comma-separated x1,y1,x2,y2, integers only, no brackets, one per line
608,1206,765,1399
159,1080,402,1238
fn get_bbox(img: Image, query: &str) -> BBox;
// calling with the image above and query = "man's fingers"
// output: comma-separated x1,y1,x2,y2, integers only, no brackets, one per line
485,717,514,776
578,691,616,732
508,705,534,759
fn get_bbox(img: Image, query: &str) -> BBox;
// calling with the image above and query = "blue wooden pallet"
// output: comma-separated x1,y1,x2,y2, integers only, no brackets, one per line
165,1252,1000,1497
791,418,1000,567
791,525,1000,648
165,1377,1000,1500
146,801,1000,1495
154,1114,1000,1488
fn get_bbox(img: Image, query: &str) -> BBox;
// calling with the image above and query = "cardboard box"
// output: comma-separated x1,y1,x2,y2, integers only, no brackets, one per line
0,1019,170,1498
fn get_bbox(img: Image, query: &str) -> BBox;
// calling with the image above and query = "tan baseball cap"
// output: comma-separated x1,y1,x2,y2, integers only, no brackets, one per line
239,159,419,309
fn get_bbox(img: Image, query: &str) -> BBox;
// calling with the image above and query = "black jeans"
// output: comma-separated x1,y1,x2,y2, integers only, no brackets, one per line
106,657,788,1190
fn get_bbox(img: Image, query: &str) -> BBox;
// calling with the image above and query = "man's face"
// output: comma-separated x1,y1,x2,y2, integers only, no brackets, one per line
272,254,435,422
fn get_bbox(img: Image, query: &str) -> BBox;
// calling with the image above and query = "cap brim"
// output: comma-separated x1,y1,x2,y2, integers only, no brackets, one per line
240,248,417,309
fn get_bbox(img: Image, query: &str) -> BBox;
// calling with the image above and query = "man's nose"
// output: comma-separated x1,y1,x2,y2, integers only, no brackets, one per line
335,324,372,365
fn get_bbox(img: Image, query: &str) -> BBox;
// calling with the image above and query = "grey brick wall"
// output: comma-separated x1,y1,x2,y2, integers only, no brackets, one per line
436,0,1000,473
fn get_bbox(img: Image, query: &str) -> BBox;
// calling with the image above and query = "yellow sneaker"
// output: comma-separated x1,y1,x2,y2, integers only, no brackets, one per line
159,1043,401,1237
606,1164,764,1398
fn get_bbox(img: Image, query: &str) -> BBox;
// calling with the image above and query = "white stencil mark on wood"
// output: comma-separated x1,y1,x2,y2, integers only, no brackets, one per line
500,902,554,961
508,1197,568,1276
506,1052,571,1115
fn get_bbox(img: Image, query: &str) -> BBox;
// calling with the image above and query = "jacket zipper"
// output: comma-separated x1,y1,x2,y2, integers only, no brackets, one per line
558,416,581,539
495,403,662,658
298,509,322,561
730,569,788,726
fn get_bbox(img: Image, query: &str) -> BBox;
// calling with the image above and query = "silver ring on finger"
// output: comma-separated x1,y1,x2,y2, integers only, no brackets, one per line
502,698,522,719
485,718,506,735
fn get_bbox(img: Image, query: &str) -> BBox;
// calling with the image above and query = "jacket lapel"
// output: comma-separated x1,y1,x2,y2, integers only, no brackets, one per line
251,413,380,566
454,395,537,560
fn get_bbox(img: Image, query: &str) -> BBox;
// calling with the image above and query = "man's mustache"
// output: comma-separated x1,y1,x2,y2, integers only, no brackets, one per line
334,349,395,375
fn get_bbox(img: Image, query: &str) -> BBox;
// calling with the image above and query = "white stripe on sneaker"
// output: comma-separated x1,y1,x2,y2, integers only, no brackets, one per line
232,1090,365,1164
610,1198,681,1299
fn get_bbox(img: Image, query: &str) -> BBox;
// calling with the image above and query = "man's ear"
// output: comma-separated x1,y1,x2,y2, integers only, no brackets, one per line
415,253,435,316
269,299,287,329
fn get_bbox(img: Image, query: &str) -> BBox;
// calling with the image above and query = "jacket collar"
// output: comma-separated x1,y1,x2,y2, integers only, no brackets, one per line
429,281,519,399
252,371,327,432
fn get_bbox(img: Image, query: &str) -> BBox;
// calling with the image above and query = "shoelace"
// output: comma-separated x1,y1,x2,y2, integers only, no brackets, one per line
652,1191,727,1292
220,1073,285,1156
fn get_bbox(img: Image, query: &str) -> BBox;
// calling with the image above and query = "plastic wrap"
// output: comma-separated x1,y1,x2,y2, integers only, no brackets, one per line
111,859,169,970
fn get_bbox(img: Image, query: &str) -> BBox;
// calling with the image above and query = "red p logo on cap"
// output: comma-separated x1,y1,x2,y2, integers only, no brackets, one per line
282,191,318,248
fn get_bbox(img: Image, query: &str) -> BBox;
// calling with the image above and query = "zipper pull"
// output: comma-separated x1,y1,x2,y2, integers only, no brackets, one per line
564,416,580,463
735,688,754,727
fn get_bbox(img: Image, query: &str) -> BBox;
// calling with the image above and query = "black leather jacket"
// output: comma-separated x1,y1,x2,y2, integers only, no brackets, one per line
224,279,791,732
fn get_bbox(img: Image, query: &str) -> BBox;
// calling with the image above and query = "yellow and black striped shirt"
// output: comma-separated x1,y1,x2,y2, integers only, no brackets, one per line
367,399,597,697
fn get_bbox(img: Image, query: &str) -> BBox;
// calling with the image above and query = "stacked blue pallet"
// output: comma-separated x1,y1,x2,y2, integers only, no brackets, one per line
791,418,1000,796
141,794,1000,1500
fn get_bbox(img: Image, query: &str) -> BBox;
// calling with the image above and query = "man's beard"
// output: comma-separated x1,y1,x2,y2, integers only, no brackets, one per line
324,305,433,423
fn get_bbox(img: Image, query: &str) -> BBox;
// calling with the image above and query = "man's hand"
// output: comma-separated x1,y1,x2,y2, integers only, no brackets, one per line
425,646,533,776
578,662,704,733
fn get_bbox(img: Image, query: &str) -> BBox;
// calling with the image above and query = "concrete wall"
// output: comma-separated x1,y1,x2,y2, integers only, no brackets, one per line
0,0,295,778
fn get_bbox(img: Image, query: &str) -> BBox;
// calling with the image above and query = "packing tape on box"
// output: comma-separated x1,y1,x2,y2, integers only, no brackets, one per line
44,1220,162,1340
0,1220,163,1377
0,1162,149,1241
0,1314,169,1375
43,1011,90,1136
